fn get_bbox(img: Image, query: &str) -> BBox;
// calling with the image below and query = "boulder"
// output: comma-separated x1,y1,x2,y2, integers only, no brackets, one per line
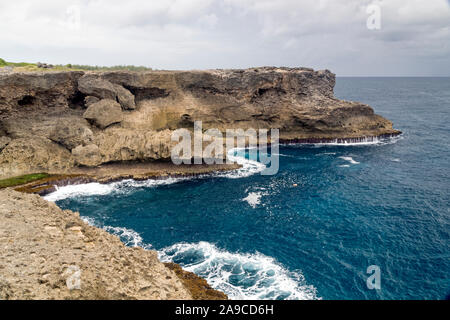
78,75,135,110
72,144,102,166
49,119,94,150
113,84,136,110
83,99,123,129
84,96,100,107
78,75,117,100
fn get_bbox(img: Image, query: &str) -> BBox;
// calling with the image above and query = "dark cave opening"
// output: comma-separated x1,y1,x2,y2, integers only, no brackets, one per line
17,95,36,106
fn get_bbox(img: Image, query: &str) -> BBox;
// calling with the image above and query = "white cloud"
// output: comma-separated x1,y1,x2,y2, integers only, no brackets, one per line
0,0,449,75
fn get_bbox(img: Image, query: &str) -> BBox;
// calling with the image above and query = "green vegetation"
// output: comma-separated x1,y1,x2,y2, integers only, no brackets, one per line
60,64,152,71
0,59,35,67
0,58,152,72
0,173,51,188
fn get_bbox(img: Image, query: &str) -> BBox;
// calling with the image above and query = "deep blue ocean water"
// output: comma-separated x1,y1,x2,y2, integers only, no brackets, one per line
49,78,450,300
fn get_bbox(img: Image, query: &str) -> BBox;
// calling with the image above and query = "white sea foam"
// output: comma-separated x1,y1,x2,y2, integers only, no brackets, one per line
339,156,360,165
103,225,151,249
44,149,266,201
271,153,296,158
81,216,97,226
242,192,264,208
315,152,337,156
78,218,318,300
338,164,350,168
215,148,266,179
79,216,151,249
43,177,188,202
43,182,117,202
158,241,319,300
286,134,403,147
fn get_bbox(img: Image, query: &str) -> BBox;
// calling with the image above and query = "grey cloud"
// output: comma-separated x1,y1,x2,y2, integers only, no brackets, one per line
0,0,449,75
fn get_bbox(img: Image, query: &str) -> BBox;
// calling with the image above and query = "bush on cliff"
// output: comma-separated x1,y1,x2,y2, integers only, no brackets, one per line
0,58,7,66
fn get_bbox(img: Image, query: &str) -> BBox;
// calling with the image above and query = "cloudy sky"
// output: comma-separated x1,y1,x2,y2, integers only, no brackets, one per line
1,0,449,76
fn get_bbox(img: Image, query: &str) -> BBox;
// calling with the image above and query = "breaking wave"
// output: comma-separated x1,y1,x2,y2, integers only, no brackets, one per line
43,182,116,202
103,225,151,249
44,148,266,202
214,148,266,179
242,192,264,208
339,156,360,165
158,241,319,300
284,134,403,147
77,217,318,300
43,177,188,202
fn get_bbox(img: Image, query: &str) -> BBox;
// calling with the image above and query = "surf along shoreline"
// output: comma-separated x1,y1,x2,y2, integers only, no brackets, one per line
0,161,240,300
0,133,401,300
4,132,401,196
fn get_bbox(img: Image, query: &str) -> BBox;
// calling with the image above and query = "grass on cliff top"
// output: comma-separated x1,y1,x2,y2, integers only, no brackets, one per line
0,58,152,72
0,173,51,188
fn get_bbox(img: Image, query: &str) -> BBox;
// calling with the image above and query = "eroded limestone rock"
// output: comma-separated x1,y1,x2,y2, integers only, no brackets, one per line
72,144,102,166
84,96,100,107
0,136,11,151
49,119,94,150
0,137,74,177
0,189,193,300
78,75,135,110
0,67,400,177
83,99,123,129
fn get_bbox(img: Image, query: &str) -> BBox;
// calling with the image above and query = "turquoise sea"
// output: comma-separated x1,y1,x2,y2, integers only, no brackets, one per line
48,77,450,300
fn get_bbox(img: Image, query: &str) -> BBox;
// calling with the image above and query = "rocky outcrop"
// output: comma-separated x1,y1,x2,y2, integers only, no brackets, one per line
0,137,74,177
78,75,136,110
49,118,94,150
0,189,190,299
0,136,10,151
0,189,227,300
83,99,123,129
72,144,102,166
84,96,99,107
0,67,400,178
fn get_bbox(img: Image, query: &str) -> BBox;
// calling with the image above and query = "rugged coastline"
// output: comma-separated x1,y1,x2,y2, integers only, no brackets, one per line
8,162,241,196
0,188,228,300
0,67,400,179
0,66,400,300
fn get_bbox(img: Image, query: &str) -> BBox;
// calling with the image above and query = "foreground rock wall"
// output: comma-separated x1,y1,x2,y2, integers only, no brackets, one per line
0,67,399,178
0,189,190,299
0,189,227,300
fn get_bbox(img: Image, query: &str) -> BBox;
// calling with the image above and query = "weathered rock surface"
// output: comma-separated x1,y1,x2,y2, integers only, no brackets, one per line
78,75,117,101
0,67,400,178
0,189,219,300
84,96,100,107
83,99,123,129
0,189,187,299
78,74,136,110
0,136,10,151
49,118,94,150
114,83,136,110
72,144,102,167
0,137,74,177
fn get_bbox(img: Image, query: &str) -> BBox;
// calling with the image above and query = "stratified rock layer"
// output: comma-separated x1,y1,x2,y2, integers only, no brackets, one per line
0,67,400,178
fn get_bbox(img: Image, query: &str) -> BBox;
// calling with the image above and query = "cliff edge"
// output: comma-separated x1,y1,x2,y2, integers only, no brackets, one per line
0,67,400,178
0,188,226,300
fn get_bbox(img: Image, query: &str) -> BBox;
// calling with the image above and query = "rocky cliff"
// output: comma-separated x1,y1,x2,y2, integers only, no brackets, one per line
0,67,399,178
0,188,227,300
